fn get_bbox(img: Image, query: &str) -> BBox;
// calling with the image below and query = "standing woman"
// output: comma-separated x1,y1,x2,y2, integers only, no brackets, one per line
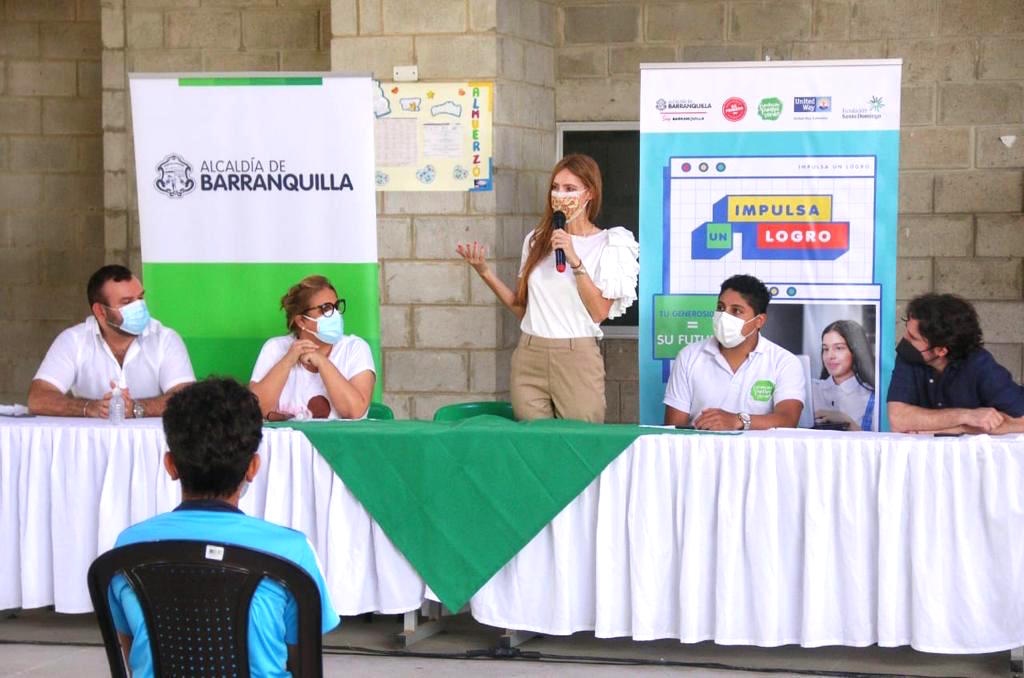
456,154,639,422
813,319,876,430
250,275,375,419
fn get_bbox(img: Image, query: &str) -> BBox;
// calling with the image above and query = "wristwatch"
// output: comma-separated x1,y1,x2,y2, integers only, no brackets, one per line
737,412,751,431
133,402,146,419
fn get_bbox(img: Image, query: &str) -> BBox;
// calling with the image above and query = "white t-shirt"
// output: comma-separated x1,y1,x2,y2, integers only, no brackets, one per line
812,376,873,425
250,334,376,419
33,316,195,400
518,226,639,339
663,335,806,419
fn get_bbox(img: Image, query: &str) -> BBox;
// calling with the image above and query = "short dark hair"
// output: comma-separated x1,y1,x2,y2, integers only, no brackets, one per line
86,265,133,306
163,377,264,498
720,274,771,315
906,293,984,361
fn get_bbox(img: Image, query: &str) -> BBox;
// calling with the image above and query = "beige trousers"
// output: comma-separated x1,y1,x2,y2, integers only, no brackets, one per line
510,333,606,423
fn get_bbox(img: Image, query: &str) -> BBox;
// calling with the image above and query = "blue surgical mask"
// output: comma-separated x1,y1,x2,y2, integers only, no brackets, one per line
303,311,343,344
107,299,151,335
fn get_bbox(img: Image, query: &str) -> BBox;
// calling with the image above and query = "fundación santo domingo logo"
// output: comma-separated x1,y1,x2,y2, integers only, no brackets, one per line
154,153,196,199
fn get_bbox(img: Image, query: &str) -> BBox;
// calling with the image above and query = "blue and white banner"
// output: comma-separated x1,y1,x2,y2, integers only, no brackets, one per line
638,60,902,429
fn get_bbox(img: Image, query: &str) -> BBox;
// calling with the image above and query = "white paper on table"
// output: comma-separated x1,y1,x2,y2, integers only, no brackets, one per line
0,404,30,417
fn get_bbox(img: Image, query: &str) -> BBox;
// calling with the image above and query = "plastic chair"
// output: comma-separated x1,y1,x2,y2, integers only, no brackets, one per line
432,400,516,422
367,401,394,420
88,540,324,678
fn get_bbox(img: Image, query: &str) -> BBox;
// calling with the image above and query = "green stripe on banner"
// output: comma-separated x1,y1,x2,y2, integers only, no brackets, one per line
142,262,381,400
268,416,706,612
178,77,323,87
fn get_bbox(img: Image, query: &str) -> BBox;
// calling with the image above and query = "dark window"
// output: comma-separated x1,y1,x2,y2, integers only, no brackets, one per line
562,128,639,328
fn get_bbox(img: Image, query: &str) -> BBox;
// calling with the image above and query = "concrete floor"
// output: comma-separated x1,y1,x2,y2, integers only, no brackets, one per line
0,607,1013,677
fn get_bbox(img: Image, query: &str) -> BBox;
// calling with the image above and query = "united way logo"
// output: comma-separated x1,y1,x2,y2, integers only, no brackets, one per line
154,154,195,199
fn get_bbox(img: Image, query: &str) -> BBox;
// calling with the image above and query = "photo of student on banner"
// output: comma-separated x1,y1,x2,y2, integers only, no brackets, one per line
813,320,876,431
760,303,879,431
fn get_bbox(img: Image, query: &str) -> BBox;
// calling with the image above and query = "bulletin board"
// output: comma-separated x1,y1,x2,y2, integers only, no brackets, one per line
373,81,493,192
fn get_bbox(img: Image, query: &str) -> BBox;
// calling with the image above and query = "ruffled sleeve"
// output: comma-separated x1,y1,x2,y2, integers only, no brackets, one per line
593,227,639,320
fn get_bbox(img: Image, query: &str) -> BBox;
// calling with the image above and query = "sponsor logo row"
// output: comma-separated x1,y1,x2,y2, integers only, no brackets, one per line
654,95,885,123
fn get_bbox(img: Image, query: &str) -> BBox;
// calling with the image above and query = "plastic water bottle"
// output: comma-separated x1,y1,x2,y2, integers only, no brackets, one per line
109,385,125,425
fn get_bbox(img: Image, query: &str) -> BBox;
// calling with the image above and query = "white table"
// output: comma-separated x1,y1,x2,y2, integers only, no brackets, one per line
0,417,426,616
2,417,1023,654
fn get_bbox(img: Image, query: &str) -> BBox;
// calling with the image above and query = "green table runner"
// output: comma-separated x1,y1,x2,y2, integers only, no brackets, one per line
270,416,691,611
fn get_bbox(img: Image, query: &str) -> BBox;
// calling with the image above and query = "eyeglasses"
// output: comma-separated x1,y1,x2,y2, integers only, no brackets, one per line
302,299,346,317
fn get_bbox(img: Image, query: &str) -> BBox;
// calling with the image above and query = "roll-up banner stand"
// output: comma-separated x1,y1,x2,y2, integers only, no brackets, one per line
129,73,380,397
639,60,902,429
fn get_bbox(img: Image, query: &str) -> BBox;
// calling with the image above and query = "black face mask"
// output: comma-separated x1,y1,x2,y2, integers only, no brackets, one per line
896,338,928,366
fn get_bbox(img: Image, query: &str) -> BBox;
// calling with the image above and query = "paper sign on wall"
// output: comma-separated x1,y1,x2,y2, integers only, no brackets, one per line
373,81,493,191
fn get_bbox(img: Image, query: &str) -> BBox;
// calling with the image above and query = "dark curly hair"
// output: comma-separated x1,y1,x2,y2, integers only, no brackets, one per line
906,293,984,361
720,274,771,315
163,377,264,497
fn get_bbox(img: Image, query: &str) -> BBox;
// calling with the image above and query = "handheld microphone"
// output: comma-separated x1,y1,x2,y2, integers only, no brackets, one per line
552,210,567,272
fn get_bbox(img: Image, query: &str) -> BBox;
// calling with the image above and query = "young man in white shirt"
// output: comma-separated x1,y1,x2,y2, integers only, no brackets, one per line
27,265,195,419
663,274,805,431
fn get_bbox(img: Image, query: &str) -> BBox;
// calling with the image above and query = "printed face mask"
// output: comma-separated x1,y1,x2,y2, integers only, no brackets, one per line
303,311,344,344
107,299,151,335
550,190,588,222
713,311,756,349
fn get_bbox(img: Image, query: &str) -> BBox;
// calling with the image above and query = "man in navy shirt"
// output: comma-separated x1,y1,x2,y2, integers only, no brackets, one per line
887,293,1024,434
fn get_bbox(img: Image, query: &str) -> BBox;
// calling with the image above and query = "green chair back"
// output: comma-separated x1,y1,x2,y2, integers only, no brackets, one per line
367,401,395,421
432,400,516,422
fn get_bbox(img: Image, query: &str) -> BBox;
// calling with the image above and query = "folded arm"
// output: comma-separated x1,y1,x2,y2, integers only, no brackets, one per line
888,401,1006,434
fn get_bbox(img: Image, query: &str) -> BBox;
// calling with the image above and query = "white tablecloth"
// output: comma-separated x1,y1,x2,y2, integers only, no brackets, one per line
0,417,425,616
3,417,1023,653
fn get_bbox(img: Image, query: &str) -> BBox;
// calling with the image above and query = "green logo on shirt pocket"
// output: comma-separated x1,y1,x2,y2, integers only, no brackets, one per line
751,380,775,402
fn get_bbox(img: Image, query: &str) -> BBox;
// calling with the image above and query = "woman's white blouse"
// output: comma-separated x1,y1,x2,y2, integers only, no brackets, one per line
518,226,639,339
250,334,375,419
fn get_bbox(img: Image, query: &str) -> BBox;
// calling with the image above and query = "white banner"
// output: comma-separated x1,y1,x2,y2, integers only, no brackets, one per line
638,60,902,429
641,59,901,133
128,73,381,391
130,74,377,264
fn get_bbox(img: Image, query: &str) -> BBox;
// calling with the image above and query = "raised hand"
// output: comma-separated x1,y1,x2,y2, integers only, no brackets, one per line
456,241,489,275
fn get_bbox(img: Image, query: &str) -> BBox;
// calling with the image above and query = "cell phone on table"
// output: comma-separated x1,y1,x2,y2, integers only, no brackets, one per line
674,425,695,430
812,421,850,431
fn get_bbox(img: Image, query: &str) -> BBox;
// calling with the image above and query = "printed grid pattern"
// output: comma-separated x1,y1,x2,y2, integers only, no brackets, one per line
669,176,875,294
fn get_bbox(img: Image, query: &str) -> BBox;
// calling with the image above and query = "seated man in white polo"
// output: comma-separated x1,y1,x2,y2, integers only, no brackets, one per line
664,274,805,431
27,265,195,419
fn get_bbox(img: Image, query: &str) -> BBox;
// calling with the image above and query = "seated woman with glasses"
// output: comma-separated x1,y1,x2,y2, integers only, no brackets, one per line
249,275,375,419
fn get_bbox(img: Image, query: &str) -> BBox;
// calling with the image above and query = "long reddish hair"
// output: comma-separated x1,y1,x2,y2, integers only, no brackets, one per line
514,154,603,307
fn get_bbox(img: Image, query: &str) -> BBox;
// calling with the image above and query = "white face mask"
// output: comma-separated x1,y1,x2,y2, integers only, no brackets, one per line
713,311,758,349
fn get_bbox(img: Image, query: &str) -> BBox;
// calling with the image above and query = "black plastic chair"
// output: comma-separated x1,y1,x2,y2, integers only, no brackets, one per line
87,540,325,678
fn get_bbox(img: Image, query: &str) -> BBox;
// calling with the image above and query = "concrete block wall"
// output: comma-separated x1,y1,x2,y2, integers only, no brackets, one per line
332,0,557,419
556,0,1024,418
0,0,103,404
103,0,331,271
